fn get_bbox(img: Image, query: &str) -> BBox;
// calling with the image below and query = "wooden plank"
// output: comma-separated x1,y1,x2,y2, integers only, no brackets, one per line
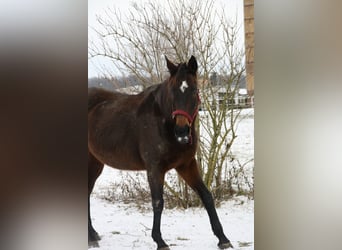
244,0,254,6
244,5,254,18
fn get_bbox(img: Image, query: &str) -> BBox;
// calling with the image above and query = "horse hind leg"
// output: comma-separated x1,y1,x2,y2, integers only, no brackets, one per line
88,151,104,244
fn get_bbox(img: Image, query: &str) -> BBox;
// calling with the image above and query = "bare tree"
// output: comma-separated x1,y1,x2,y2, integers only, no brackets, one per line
89,0,253,207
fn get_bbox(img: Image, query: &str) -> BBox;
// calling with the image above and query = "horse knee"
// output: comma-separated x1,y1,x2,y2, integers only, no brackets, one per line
152,198,164,212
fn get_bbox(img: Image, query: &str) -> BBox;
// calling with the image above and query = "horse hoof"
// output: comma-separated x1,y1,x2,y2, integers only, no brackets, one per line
218,241,233,249
88,240,100,248
157,246,170,250
89,231,101,242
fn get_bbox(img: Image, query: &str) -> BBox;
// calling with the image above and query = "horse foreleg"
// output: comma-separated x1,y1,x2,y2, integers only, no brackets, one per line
147,170,169,250
176,159,233,249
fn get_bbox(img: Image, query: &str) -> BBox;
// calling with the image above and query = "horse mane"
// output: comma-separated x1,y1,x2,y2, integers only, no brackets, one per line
137,83,163,117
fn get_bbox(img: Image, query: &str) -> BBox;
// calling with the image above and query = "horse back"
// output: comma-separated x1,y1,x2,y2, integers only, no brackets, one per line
88,87,148,170
88,87,118,111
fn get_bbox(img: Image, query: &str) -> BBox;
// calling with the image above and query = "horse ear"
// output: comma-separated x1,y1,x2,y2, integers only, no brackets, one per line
188,55,198,74
165,56,178,76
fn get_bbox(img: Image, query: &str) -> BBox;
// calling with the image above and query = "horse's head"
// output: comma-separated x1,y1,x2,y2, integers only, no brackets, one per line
165,55,200,144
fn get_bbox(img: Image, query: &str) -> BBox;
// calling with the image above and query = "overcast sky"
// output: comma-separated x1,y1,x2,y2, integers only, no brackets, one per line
88,0,244,78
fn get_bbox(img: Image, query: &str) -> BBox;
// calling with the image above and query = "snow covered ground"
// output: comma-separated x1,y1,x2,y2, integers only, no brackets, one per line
89,108,254,250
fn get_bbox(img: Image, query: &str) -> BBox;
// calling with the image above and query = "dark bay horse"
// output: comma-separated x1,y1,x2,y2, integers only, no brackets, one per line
88,56,233,249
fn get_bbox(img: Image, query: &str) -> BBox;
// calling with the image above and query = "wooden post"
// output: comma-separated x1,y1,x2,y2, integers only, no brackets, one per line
244,0,254,106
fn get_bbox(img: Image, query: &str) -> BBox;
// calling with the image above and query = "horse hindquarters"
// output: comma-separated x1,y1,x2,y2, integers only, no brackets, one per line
88,151,104,243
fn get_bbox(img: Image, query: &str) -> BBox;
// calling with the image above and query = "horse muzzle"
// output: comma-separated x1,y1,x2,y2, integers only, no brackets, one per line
173,114,192,144
174,124,191,144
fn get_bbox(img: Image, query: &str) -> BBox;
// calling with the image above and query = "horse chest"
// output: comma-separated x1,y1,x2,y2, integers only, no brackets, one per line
161,145,195,169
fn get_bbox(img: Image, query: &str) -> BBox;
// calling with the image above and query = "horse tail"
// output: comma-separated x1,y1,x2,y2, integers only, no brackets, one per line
88,88,113,112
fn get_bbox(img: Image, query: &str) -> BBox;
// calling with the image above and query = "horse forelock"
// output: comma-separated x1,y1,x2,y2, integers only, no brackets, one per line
166,63,197,87
177,63,187,78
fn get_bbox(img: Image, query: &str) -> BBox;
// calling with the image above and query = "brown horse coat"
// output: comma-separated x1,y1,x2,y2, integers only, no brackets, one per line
88,56,232,249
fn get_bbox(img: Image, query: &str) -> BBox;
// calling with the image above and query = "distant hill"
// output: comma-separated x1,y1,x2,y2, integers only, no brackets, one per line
88,77,116,91
88,74,246,91
88,75,142,91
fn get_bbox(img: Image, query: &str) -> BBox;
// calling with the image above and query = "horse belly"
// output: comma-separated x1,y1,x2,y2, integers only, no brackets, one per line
88,103,146,170
89,144,145,171
88,127,145,171
105,153,145,171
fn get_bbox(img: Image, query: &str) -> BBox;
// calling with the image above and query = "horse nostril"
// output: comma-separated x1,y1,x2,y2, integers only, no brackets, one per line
177,135,189,144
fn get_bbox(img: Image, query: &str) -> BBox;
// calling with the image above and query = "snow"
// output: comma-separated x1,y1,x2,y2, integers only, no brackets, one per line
239,89,247,95
89,108,254,250
90,196,253,250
